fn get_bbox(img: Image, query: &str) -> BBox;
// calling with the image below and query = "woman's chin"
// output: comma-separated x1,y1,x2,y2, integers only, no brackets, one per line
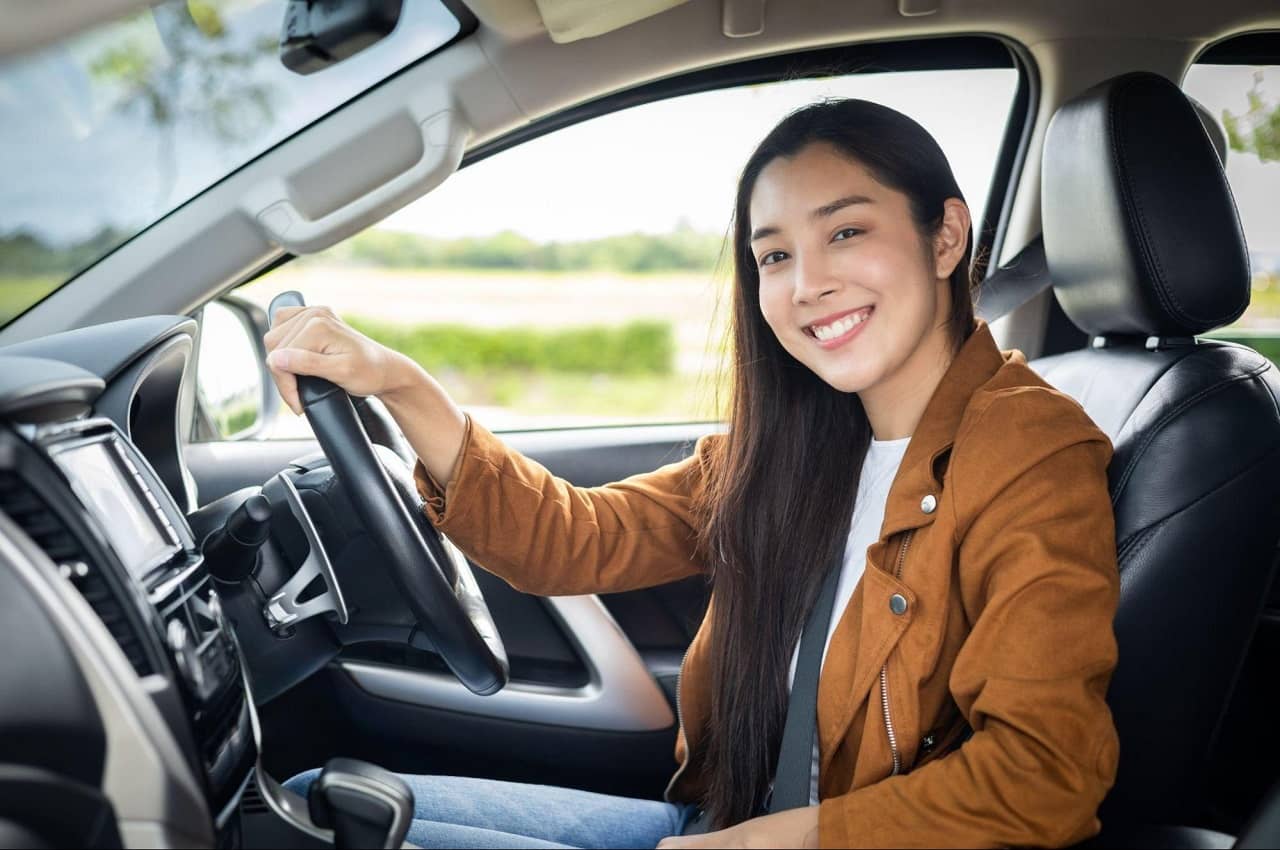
815,365,880,395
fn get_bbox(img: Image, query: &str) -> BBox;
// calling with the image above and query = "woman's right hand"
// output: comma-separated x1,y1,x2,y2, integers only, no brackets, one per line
263,305,417,415
262,304,469,487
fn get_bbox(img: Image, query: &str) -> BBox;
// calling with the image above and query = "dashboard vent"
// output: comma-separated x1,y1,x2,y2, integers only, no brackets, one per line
240,775,270,816
0,471,155,677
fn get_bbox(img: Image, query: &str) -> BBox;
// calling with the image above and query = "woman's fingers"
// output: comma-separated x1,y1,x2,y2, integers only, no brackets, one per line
271,310,335,356
264,304,337,351
262,306,351,415
263,305,307,350
266,347,344,415
266,347,335,375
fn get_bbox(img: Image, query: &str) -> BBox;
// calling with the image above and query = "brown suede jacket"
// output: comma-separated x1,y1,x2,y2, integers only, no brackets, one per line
414,319,1121,848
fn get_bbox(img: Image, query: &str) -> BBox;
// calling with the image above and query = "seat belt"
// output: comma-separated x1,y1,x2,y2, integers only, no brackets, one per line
678,555,843,836
768,550,845,813
974,236,1050,323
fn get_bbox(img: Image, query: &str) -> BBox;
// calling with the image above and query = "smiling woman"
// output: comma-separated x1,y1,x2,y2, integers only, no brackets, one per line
263,97,1119,849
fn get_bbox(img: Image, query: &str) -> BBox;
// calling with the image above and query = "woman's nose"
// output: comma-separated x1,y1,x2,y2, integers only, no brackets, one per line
791,255,839,305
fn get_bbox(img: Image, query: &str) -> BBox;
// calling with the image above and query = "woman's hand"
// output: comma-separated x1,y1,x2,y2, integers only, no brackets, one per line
263,305,418,415
262,304,469,487
657,806,820,849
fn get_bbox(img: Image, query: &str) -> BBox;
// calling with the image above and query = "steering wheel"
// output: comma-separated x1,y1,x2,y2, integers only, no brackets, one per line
268,291,508,696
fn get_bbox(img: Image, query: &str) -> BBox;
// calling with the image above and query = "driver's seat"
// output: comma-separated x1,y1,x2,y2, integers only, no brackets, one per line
1028,72,1280,828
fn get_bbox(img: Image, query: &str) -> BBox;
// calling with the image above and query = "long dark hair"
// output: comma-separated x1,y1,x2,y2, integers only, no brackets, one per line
695,99,977,828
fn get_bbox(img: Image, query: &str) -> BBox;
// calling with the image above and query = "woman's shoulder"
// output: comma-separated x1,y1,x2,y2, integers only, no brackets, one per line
969,351,1107,440
952,352,1113,483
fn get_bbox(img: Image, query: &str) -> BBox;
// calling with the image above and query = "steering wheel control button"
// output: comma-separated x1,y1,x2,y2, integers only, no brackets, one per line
890,593,909,615
920,494,938,515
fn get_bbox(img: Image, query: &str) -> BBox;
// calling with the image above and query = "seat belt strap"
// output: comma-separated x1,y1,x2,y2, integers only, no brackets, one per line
768,549,844,813
975,236,1050,323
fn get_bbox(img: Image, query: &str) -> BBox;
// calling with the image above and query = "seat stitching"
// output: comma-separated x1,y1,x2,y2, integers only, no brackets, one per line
1109,80,1184,324
1116,440,1280,567
1112,360,1272,504
1116,519,1164,564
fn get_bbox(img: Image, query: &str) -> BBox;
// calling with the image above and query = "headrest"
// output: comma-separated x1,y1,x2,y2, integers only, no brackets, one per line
1042,72,1250,339
1190,96,1229,166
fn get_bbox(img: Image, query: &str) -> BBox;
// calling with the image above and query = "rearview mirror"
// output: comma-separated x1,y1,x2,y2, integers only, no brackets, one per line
280,0,404,75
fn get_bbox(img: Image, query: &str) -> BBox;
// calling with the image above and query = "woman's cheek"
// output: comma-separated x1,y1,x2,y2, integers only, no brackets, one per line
757,277,793,340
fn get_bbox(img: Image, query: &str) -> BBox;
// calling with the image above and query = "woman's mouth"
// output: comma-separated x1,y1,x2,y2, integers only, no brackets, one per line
805,306,874,350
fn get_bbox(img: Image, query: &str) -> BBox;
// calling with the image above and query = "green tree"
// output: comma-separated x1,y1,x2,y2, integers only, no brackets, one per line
88,2,278,210
1222,70,1280,162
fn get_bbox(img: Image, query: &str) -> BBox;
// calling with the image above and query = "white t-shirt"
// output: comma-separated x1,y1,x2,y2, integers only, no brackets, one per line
783,434,911,806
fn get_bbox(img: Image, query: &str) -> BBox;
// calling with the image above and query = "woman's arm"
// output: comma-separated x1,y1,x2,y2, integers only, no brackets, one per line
411,411,717,597
264,306,717,598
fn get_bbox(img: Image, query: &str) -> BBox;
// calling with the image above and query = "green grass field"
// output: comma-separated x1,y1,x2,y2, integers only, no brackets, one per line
347,313,726,421
0,276,59,325
434,369,724,421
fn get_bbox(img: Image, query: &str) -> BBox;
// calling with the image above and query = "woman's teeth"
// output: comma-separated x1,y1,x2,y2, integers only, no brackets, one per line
812,309,869,341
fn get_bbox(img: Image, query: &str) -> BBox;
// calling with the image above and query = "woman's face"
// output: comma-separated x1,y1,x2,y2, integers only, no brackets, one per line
750,142,967,398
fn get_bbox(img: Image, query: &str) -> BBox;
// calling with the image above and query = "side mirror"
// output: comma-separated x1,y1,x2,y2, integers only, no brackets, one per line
194,297,278,440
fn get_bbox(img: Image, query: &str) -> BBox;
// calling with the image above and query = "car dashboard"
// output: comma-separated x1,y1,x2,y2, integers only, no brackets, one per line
0,316,257,846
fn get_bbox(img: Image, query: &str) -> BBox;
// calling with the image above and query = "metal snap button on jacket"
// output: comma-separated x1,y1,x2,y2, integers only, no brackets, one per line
921,494,937,514
890,593,909,615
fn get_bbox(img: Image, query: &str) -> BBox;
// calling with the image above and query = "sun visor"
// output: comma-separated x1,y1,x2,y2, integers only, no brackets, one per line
533,0,692,43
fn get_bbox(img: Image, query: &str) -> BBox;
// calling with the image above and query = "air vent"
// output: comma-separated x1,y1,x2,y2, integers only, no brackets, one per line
0,471,155,676
240,775,270,816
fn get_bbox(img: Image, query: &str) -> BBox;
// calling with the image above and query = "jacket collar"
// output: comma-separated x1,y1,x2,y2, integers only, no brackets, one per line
878,318,1008,540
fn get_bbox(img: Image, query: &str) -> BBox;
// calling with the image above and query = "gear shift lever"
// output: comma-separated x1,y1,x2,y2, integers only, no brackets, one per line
308,758,414,849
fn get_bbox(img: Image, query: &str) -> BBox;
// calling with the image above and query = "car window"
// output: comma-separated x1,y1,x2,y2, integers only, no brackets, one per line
1183,58,1280,364
235,64,1020,438
0,0,462,328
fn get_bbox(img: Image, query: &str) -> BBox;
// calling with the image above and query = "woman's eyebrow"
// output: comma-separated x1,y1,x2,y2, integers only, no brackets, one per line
751,194,876,242
812,194,875,219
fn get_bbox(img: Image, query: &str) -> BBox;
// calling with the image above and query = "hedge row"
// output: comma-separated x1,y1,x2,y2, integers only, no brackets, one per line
346,316,675,376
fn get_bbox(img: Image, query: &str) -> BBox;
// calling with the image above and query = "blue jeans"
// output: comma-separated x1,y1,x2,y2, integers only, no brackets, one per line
284,770,699,849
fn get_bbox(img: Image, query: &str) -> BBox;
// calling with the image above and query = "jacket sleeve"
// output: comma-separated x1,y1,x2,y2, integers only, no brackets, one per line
818,387,1121,849
412,413,720,596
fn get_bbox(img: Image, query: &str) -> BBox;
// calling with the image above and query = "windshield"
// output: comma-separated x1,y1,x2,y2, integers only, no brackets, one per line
0,0,461,327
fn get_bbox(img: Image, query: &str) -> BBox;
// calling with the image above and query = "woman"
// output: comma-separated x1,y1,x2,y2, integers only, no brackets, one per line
267,99,1120,849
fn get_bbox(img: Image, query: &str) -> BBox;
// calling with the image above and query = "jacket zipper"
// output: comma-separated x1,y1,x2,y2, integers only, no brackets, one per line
664,640,695,801
879,529,914,776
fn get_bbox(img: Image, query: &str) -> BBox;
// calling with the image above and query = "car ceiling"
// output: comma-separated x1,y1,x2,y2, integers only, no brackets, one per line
1,0,1277,350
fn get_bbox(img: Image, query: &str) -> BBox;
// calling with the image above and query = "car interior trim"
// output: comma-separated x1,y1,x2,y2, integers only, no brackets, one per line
340,593,675,733
0,510,214,847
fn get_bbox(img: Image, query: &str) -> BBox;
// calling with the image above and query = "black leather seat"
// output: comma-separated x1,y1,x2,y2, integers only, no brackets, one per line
1029,72,1280,828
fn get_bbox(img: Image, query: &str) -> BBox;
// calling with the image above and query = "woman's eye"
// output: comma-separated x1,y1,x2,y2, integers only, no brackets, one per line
759,250,788,267
832,227,863,242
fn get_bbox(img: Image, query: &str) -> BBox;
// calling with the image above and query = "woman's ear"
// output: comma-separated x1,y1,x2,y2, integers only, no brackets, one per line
933,198,971,280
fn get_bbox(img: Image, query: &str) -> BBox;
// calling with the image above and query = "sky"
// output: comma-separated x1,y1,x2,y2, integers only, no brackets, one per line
0,1,1275,268
382,69,1020,243
384,62,1278,263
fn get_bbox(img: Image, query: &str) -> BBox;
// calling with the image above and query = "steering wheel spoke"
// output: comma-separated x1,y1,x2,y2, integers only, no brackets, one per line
262,472,349,633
